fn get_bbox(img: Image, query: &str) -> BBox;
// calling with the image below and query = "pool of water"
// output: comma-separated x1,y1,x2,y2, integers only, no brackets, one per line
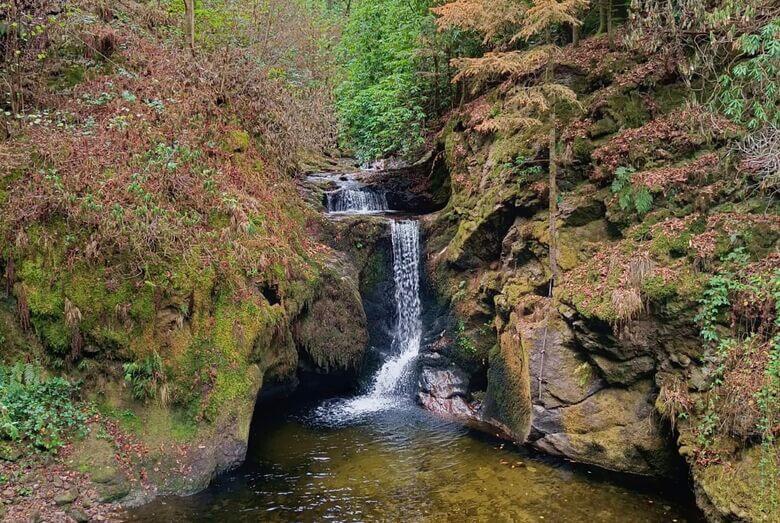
127,395,704,522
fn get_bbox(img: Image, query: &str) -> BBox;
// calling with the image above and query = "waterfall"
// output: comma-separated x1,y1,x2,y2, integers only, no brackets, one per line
327,188,388,213
317,219,422,418
366,220,422,397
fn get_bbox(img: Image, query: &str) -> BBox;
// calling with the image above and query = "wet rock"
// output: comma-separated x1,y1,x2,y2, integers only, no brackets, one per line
54,489,78,505
590,353,655,385
559,187,606,226
447,198,517,269
417,353,478,421
419,357,470,399
482,311,532,443
363,150,451,214
69,508,90,522
531,380,678,477
526,317,605,407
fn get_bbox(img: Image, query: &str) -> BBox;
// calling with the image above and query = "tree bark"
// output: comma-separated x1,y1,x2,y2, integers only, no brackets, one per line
183,0,195,54
544,42,560,294
598,0,608,34
548,115,559,294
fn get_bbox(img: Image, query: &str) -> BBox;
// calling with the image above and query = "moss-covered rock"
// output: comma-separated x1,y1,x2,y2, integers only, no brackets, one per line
692,445,777,523
293,263,368,375
482,311,532,443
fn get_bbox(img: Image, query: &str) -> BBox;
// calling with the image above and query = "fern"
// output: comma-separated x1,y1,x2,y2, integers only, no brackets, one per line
123,351,165,402
611,166,654,216
633,187,654,215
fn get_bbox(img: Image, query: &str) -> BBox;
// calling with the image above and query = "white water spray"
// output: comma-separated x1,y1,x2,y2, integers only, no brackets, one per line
367,220,422,396
327,189,388,213
318,219,422,418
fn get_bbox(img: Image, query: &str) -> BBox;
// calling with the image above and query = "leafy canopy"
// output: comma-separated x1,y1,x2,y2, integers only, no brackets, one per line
335,0,438,162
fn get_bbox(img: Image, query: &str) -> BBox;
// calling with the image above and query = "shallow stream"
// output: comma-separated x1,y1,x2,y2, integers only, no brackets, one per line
128,395,703,522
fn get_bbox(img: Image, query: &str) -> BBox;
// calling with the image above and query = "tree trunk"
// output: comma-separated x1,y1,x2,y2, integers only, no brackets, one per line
548,115,559,294
598,0,607,34
607,0,614,45
544,43,560,294
572,23,580,45
183,0,195,54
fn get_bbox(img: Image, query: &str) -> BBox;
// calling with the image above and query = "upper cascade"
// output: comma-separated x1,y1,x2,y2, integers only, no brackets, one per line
327,188,388,213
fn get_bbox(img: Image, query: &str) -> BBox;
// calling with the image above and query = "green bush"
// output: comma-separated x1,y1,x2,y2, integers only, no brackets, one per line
335,0,446,161
0,362,87,450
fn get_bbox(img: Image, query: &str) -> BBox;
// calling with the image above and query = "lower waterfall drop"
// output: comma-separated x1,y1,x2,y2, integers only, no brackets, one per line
319,219,422,418
366,219,422,397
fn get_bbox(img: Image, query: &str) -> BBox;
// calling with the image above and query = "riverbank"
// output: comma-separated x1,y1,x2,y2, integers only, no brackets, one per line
127,390,705,522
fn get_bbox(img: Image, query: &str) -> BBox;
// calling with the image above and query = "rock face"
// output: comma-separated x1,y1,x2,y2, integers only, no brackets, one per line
293,260,369,376
415,36,778,522
362,151,451,214
417,352,478,420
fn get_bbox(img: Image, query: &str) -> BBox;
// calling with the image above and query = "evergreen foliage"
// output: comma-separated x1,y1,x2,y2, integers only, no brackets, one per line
0,363,87,451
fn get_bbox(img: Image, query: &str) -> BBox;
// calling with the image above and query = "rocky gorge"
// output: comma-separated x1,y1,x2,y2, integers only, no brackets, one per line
1,1,777,521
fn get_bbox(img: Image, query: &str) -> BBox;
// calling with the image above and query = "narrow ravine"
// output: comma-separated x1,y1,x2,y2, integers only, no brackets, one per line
127,168,705,522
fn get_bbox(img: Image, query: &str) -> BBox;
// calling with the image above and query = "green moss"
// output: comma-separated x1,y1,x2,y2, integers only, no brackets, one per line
203,364,259,423
0,300,44,363
360,249,387,295
34,317,70,354
652,83,689,114
650,230,692,259
572,137,594,162
483,324,532,442
223,129,250,153
207,210,231,228
213,293,275,362
641,275,677,302
611,92,651,129
19,257,64,316
51,63,87,91
696,445,777,522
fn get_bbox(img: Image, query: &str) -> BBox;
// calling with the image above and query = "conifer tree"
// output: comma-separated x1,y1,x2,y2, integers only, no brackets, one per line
432,0,526,46
436,0,588,291
514,0,588,290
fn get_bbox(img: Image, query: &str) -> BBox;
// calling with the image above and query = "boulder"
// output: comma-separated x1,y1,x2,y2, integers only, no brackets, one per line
482,311,532,443
531,380,678,477
293,262,369,376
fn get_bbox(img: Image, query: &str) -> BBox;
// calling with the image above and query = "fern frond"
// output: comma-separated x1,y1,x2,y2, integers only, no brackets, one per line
540,83,582,107
506,86,551,113
476,115,543,134
513,0,590,42
451,46,558,84
433,0,526,44
24,363,39,386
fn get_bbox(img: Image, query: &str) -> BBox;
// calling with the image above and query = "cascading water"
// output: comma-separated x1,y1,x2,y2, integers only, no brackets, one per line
318,219,422,418
327,188,388,213
365,220,421,397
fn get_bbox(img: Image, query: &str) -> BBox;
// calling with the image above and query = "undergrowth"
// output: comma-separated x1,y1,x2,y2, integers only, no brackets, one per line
0,362,88,451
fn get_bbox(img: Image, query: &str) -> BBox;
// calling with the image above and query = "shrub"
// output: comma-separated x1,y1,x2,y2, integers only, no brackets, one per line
0,362,87,450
